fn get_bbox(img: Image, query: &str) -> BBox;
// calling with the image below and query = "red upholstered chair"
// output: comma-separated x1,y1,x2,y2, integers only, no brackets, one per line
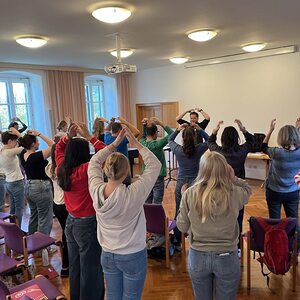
246,216,298,292
0,219,62,280
0,275,66,300
143,204,186,268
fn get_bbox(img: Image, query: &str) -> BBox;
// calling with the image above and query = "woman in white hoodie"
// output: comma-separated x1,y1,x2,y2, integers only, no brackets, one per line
88,127,161,300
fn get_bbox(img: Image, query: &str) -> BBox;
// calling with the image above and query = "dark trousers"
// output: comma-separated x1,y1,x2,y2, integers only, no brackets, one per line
266,187,300,249
53,202,69,269
65,215,105,300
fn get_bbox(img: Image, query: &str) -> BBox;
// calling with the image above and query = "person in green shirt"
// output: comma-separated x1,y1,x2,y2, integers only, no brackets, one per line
140,117,173,204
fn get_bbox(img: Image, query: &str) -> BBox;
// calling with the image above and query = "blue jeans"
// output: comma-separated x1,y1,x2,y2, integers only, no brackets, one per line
188,248,240,300
25,180,53,235
6,180,25,227
101,248,147,300
0,175,6,212
266,187,300,249
145,176,165,204
65,215,104,300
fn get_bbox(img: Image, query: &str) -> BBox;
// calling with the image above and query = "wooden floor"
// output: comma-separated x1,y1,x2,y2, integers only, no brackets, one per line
5,177,300,299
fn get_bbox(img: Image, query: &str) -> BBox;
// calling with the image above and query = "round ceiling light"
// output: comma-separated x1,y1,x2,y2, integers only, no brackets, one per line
92,7,131,23
187,30,217,42
242,43,266,52
110,48,134,58
169,57,189,64
15,36,47,48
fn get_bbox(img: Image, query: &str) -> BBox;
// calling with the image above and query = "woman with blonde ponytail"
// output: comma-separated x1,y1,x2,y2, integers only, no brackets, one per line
177,151,251,300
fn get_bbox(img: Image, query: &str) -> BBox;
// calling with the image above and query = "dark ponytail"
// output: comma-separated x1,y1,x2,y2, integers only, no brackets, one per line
182,126,196,158
57,138,90,191
18,134,37,149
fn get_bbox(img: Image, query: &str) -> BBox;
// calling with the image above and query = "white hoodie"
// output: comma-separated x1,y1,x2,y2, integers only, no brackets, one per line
88,146,161,255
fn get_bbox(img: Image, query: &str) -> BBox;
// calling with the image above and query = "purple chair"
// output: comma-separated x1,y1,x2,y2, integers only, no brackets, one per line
0,275,66,300
0,219,62,280
0,253,26,276
143,204,186,268
246,217,298,291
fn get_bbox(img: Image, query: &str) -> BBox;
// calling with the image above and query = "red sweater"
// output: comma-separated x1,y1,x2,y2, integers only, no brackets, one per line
55,136,105,217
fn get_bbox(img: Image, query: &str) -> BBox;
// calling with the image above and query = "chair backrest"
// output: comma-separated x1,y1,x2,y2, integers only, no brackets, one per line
0,279,10,299
249,217,297,252
143,204,166,235
0,219,25,254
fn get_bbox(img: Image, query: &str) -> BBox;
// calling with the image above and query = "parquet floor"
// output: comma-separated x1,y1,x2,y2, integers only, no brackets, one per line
6,176,300,299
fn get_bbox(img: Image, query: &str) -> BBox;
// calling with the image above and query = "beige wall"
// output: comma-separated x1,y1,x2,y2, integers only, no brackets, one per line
131,52,300,146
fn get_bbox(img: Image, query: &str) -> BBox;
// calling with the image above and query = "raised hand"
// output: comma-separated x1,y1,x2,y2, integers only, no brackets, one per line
212,121,224,134
77,122,91,140
295,117,300,129
234,119,246,132
141,118,148,126
191,123,201,131
27,130,40,137
68,123,78,138
269,119,276,132
8,127,22,137
178,123,189,131
111,127,126,148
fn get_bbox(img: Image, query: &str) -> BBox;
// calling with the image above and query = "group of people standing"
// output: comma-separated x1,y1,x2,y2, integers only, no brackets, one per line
0,110,299,300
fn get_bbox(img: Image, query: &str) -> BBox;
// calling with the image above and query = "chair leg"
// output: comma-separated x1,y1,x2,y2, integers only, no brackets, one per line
292,232,297,292
247,231,251,291
240,234,244,267
165,217,170,268
181,233,186,272
22,236,30,281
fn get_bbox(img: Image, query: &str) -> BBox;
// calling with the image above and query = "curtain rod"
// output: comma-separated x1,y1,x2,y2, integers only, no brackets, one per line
0,62,106,74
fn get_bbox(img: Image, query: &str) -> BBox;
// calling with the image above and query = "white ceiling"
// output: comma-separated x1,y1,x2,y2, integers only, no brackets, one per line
1,0,300,70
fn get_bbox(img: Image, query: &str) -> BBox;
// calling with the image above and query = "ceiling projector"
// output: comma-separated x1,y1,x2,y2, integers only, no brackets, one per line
104,63,137,75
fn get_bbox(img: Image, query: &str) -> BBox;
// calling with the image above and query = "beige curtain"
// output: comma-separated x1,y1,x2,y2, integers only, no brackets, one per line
115,73,132,121
45,70,87,134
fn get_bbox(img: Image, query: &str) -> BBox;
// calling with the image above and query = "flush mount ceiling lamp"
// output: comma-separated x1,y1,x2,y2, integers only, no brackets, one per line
187,29,217,42
15,36,48,48
110,48,134,58
92,7,131,23
169,57,189,64
242,43,266,52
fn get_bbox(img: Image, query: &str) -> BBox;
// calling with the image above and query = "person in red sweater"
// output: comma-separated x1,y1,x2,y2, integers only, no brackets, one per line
55,122,106,300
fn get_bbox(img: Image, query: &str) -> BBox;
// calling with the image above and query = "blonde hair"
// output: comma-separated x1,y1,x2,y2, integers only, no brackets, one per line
104,152,130,181
191,151,232,222
277,125,300,149
92,119,104,135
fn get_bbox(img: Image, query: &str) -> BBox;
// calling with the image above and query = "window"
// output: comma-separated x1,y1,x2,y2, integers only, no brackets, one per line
0,77,32,131
85,80,105,131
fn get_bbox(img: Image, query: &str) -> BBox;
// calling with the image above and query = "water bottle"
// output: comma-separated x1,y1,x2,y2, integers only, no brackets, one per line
42,249,49,266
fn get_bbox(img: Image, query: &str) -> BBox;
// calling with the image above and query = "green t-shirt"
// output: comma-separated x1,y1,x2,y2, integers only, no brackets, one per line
140,126,173,177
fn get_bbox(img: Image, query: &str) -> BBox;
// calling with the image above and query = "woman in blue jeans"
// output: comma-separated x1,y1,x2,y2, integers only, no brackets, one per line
88,127,161,300
0,128,26,227
168,124,208,245
177,151,251,300
19,130,54,235
262,118,300,249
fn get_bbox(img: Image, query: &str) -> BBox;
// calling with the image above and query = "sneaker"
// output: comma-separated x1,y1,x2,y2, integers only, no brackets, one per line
60,267,69,278
47,246,57,255
238,249,242,259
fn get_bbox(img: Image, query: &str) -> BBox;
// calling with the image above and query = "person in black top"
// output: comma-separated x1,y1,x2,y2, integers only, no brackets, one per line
208,119,254,254
19,130,54,235
8,116,27,133
176,108,210,143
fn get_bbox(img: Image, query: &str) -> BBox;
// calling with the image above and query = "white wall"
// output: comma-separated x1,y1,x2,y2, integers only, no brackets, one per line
131,52,300,146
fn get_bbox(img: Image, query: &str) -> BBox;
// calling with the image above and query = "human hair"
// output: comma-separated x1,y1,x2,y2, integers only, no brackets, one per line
8,122,18,129
220,126,240,150
190,112,199,118
18,134,37,149
182,126,196,158
92,119,104,135
57,120,67,131
191,151,232,223
1,131,18,145
146,124,158,137
57,138,90,191
277,125,300,149
111,122,122,134
104,152,130,181
50,144,57,180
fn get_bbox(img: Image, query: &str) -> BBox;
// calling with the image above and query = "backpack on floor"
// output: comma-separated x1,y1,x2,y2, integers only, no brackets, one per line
256,217,291,284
